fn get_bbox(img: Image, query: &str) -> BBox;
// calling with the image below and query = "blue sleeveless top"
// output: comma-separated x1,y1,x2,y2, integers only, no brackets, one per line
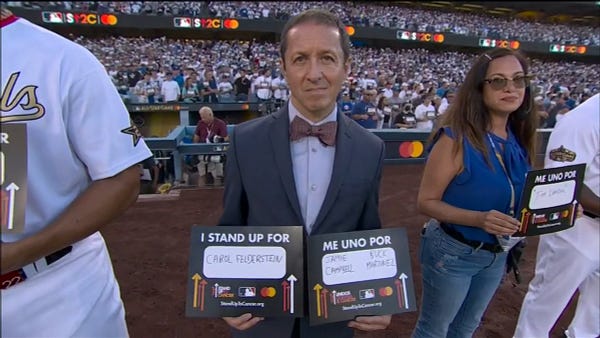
431,127,530,243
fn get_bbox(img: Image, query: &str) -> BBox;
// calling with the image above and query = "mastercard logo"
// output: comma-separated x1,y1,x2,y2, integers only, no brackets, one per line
577,46,587,54
510,40,520,50
379,286,393,297
433,34,444,43
100,14,117,26
345,26,355,36
223,19,239,29
398,141,424,158
260,287,276,298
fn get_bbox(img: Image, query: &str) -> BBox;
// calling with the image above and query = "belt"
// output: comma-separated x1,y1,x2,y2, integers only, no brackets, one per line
0,246,72,290
440,223,504,253
583,210,599,219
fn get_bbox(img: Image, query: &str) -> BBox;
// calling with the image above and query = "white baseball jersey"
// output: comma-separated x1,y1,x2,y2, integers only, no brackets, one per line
1,16,151,337
514,93,600,338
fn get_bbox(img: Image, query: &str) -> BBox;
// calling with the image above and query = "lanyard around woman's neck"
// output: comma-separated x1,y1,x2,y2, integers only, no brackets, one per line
487,133,515,217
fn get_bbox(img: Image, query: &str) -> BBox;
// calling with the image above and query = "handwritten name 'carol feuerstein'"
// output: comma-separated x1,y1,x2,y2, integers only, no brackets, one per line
205,254,284,264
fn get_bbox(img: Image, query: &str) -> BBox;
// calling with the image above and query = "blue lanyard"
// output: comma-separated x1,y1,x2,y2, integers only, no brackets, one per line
487,133,515,217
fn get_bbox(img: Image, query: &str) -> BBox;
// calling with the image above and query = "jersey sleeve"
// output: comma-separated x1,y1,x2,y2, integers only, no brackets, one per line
64,51,151,180
544,115,597,170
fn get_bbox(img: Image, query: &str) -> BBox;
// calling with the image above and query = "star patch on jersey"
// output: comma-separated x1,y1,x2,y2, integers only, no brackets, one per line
548,145,576,162
121,123,142,147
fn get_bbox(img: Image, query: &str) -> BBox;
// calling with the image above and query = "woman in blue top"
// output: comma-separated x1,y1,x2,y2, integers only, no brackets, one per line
412,48,538,338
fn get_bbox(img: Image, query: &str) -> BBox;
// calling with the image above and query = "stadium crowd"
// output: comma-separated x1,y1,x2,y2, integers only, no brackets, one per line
70,34,599,129
8,1,600,45
7,1,598,129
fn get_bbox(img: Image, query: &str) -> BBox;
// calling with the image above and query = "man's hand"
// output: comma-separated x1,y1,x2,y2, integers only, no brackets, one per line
348,314,391,331
223,313,264,331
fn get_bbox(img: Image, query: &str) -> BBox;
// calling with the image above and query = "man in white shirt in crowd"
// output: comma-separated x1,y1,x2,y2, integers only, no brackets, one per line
253,68,273,102
414,95,436,131
160,71,180,103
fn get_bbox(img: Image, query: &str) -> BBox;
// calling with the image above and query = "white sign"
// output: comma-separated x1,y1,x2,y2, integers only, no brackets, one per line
322,247,397,285
203,246,286,279
529,180,576,209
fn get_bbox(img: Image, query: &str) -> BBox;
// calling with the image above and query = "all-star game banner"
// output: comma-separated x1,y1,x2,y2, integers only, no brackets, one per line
515,163,586,236
185,225,304,318
307,228,416,326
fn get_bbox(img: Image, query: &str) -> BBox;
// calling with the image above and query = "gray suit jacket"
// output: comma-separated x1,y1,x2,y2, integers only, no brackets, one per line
219,105,385,338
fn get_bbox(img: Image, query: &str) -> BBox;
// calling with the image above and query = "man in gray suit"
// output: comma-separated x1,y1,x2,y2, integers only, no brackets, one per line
218,9,392,338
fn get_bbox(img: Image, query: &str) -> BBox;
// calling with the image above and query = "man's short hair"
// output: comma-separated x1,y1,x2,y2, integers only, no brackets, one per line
279,9,351,64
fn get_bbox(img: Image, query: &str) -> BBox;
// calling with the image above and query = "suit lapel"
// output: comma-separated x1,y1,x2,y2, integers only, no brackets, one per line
268,108,304,225
312,113,353,233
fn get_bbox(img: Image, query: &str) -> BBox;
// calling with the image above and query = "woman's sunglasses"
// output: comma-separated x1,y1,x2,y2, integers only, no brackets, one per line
483,75,533,90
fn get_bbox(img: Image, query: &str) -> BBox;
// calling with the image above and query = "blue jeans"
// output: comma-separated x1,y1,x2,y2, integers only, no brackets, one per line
412,219,508,338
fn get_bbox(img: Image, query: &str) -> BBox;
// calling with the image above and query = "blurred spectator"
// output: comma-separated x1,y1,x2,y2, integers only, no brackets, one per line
253,68,273,102
351,87,379,129
271,71,288,110
233,68,251,101
217,73,235,102
376,94,391,129
181,76,200,103
160,71,180,103
414,95,436,131
546,94,570,128
193,106,229,186
393,102,417,129
201,69,219,103
338,90,354,117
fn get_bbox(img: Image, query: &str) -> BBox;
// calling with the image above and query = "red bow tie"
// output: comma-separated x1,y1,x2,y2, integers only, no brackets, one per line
289,116,337,147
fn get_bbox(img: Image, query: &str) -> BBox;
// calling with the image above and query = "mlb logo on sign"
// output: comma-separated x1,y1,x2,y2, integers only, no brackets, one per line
238,287,256,297
49,12,63,23
41,11,64,23
359,289,375,300
174,17,192,28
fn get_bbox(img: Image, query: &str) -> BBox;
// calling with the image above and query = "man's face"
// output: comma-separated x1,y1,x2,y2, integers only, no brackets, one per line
363,90,376,103
281,22,349,122
200,110,213,123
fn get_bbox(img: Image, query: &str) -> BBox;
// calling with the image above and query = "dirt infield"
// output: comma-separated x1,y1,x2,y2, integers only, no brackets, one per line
102,164,576,338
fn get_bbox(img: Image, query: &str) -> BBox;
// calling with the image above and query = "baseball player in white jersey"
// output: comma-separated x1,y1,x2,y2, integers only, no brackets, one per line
1,9,152,337
514,93,600,338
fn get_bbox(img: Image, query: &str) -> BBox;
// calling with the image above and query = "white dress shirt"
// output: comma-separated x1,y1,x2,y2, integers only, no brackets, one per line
288,101,337,234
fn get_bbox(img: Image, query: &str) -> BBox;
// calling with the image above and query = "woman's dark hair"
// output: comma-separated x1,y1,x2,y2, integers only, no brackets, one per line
434,47,538,166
